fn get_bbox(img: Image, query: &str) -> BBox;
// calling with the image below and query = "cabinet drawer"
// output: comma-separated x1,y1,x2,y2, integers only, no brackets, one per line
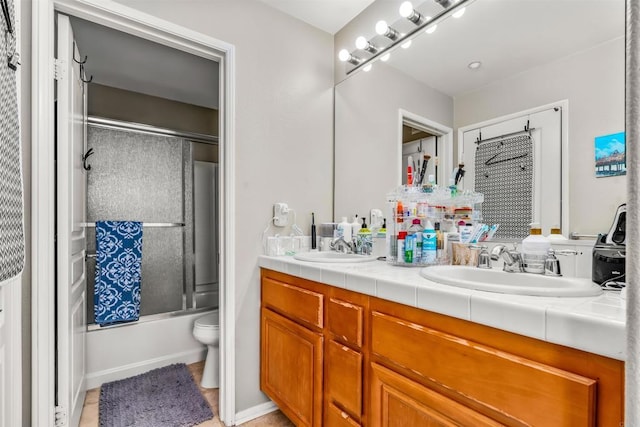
370,362,502,427
328,298,363,347
262,277,324,328
327,402,361,427
371,311,596,426
326,340,362,419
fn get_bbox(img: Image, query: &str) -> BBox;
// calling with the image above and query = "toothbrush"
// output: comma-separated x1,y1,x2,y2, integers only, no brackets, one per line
311,212,317,249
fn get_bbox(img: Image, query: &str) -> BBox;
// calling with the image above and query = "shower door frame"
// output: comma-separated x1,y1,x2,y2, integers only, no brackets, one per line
31,0,237,425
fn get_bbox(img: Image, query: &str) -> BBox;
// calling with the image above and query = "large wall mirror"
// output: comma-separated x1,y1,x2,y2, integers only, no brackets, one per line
334,0,625,237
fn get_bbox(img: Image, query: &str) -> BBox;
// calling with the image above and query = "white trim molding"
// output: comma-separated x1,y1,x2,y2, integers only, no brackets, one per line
31,1,236,425
398,109,454,187
234,401,279,425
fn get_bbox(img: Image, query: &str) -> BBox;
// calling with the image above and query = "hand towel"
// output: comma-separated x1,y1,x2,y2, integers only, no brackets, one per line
95,221,143,326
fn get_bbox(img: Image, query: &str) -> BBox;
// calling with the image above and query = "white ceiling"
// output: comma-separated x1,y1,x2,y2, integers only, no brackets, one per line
69,16,220,109
257,0,375,34
343,0,625,97
395,0,624,96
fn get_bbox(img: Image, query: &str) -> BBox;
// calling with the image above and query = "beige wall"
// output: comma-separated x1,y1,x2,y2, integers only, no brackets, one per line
334,63,453,219
88,83,219,137
454,38,625,235
20,0,334,419
112,0,335,413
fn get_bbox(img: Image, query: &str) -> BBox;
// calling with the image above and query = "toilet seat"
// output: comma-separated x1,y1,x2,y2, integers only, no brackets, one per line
195,310,219,329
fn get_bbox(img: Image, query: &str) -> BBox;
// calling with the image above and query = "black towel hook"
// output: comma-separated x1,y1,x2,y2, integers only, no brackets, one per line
82,148,94,171
72,51,88,64
72,50,94,83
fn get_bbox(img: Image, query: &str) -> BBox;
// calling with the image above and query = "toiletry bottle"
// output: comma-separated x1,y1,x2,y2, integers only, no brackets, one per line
396,201,404,224
357,218,372,255
397,231,407,264
337,217,352,242
351,215,361,237
547,225,568,241
407,218,424,263
422,220,437,264
434,222,444,258
449,178,458,197
407,155,413,185
521,223,551,274
404,232,415,263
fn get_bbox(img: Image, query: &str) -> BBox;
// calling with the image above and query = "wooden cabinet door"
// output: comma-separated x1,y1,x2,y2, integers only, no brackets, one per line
370,363,504,427
261,308,323,427
326,340,363,419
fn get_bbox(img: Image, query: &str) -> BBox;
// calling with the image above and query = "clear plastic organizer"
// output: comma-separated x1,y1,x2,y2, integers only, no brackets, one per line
386,185,484,267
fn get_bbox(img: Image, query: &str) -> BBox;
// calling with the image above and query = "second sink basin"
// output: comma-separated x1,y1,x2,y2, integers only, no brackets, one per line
419,265,603,297
293,251,377,263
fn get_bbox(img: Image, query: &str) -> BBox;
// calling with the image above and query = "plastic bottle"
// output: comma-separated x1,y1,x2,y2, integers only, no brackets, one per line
397,231,407,264
434,222,444,258
351,215,361,236
356,217,372,255
421,220,437,264
407,218,424,264
546,225,568,241
521,223,551,274
405,233,415,263
337,217,352,242
396,201,404,224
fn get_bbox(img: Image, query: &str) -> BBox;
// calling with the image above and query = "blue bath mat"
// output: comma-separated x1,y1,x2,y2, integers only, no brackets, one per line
99,363,213,427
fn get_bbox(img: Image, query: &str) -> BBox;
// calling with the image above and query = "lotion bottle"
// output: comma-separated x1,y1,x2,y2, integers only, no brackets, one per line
337,217,352,242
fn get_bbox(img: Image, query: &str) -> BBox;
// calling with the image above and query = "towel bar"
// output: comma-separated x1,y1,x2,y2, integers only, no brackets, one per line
79,222,185,228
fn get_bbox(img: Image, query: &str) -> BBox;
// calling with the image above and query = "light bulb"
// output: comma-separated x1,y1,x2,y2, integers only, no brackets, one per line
399,1,414,18
425,24,437,34
402,39,412,49
338,49,351,62
355,36,368,50
381,53,391,62
452,7,465,18
363,64,373,72
375,20,389,35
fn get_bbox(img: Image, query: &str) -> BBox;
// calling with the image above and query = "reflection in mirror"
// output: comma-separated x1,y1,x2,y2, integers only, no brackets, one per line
334,0,624,236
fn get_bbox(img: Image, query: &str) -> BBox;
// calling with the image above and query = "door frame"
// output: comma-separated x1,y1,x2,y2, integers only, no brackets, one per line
31,1,236,425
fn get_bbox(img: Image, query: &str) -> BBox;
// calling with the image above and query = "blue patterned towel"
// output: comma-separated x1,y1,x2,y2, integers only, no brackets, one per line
95,221,143,326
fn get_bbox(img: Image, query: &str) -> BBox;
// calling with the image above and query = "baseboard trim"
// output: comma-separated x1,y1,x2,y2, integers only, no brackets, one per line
85,348,206,390
234,401,278,425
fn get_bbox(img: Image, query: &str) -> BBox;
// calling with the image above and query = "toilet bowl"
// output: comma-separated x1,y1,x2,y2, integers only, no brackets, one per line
193,310,220,388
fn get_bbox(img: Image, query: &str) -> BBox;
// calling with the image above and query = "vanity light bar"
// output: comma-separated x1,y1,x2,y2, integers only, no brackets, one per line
344,0,475,76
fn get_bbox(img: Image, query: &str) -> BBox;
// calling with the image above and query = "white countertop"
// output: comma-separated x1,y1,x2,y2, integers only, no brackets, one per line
259,254,626,361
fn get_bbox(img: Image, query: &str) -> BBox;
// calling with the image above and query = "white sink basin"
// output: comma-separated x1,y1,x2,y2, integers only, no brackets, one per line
420,265,603,297
293,252,378,263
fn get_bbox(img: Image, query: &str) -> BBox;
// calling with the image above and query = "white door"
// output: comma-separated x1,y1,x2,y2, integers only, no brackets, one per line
56,13,88,427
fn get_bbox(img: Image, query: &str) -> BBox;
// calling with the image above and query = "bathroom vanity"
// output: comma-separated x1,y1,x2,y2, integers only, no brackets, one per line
259,256,625,426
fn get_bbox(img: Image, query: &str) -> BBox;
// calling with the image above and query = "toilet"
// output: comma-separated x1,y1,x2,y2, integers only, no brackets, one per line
193,310,220,388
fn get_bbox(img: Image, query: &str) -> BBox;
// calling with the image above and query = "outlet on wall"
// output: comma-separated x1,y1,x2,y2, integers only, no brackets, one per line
273,203,289,227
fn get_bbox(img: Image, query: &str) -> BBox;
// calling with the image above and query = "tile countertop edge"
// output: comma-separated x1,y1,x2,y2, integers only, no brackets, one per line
258,255,626,361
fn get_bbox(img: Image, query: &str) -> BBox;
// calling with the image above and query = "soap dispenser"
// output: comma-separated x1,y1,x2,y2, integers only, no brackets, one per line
521,223,551,274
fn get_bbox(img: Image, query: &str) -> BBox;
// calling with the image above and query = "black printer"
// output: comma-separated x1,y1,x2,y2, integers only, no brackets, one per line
592,203,626,285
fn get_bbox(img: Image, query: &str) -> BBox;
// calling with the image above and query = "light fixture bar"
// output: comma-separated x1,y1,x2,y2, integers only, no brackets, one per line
346,0,475,76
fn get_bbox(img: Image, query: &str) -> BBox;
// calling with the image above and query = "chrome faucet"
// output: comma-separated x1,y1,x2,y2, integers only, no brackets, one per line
543,248,580,276
473,245,492,269
490,244,524,273
331,236,355,254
